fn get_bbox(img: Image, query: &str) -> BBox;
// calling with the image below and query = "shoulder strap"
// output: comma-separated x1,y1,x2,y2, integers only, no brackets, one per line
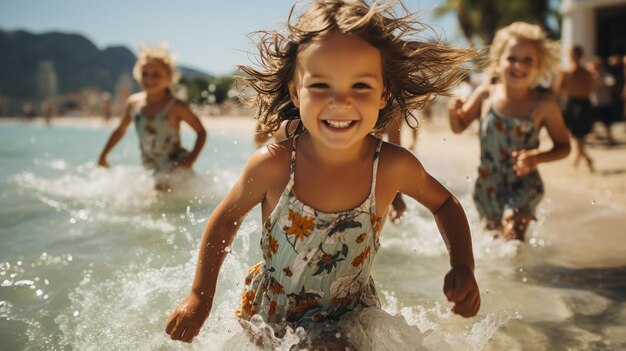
370,138,383,197
156,99,176,120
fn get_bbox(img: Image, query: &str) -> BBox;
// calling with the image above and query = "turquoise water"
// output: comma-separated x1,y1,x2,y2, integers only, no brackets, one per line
1,120,625,350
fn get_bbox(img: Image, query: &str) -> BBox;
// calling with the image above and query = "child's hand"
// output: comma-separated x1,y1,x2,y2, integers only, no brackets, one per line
388,193,406,223
443,265,480,317
447,97,466,120
174,155,194,169
512,149,538,176
97,157,110,168
165,292,212,343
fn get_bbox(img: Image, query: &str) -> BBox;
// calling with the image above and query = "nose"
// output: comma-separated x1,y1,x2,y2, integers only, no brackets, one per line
330,91,351,111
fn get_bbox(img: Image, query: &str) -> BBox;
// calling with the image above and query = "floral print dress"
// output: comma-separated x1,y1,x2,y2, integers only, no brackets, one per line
134,99,188,174
473,94,544,224
237,137,385,329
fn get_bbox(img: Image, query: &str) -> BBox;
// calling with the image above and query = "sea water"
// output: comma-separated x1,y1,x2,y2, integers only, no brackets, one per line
1,120,625,350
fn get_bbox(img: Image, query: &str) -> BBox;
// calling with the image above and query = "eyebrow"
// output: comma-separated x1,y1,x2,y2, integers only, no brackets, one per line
307,73,380,79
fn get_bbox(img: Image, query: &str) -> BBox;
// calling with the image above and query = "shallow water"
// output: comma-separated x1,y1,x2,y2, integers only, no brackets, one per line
1,120,625,350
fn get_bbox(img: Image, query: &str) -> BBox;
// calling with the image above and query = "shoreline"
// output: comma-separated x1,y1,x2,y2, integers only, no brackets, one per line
3,114,626,209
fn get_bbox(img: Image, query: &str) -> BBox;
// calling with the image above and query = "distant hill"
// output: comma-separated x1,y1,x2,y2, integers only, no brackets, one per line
0,28,213,100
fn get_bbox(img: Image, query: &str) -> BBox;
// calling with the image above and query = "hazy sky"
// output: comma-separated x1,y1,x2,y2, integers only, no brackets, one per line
0,0,460,75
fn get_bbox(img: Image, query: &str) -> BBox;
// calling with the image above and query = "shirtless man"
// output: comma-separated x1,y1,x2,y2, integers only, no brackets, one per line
557,46,594,171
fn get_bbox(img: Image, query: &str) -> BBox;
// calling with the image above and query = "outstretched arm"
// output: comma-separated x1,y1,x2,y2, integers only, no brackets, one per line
97,100,133,167
512,98,571,176
165,149,272,343
448,85,487,134
175,103,206,168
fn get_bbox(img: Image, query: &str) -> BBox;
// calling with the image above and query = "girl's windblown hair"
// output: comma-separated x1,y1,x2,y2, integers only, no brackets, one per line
237,0,475,135
132,44,181,87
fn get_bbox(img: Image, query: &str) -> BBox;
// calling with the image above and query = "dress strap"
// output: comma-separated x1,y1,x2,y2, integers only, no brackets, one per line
289,136,297,180
156,99,176,120
370,138,383,198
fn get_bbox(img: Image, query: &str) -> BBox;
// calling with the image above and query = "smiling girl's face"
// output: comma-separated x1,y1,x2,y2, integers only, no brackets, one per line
497,38,540,89
288,32,388,151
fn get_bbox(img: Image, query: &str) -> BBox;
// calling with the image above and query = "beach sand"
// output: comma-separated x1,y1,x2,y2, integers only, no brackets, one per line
6,113,626,269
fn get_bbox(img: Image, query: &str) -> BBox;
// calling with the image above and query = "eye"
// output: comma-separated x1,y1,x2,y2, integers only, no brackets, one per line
506,57,517,64
308,83,329,89
353,82,372,90
522,57,535,66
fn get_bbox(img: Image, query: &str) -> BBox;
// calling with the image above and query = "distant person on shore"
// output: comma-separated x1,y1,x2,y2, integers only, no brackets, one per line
97,45,206,189
556,46,595,171
589,56,617,146
166,0,479,347
101,92,113,122
448,22,570,241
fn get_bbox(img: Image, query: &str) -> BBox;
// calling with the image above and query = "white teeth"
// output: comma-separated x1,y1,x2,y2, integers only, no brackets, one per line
325,120,353,128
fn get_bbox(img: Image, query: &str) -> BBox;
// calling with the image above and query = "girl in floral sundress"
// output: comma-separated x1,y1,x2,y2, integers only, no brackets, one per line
166,0,480,346
448,22,570,241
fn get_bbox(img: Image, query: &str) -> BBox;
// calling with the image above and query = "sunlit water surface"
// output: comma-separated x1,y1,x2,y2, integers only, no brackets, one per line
1,121,624,350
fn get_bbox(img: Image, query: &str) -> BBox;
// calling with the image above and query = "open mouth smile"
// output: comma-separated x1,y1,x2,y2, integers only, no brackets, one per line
323,120,355,129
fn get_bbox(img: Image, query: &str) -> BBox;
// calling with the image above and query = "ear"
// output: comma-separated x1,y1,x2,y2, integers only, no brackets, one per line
288,81,300,108
379,87,388,109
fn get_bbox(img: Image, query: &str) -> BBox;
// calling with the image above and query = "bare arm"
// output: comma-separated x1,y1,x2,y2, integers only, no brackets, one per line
175,102,207,168
97,100,133,167
448,85,487,134
512,98,571,176
383,146,479,316
165,149,274,343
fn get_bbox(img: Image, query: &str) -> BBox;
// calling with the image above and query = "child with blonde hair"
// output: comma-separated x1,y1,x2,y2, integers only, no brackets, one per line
448,22,570,241
98,45,206,188
166,0,480,346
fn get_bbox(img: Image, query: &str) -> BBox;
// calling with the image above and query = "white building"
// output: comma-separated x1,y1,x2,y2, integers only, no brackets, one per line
561,0,626,61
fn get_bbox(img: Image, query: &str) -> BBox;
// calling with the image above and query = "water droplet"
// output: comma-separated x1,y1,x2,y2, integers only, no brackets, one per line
522,277,527,283
69,218,76,224
591,199,596,205
73,311,80,317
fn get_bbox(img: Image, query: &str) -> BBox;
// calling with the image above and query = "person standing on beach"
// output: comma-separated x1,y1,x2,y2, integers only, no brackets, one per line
557,46,595,171
97,46,206,189
448,22,571,241
166,0,479,347
589,56,617,146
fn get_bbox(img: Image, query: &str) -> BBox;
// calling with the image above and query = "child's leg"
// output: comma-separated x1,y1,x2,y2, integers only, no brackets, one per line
501,213,533,241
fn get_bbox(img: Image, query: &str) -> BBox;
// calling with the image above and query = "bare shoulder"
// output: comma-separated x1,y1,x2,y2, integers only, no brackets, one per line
536,91,561,113
378,141,425,180
244,138,292,179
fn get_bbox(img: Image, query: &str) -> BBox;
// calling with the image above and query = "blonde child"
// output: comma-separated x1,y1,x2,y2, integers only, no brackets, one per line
97,46,206,188
166,0,480,346
448,22,571,241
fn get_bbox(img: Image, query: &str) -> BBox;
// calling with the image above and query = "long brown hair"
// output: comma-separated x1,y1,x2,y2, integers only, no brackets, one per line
237,0,475,136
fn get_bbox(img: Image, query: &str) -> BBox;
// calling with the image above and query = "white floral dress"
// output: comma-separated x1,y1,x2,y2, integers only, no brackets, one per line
237,137,385,329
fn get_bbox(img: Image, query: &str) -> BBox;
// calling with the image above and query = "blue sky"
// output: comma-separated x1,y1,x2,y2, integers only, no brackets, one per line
0,0,460,75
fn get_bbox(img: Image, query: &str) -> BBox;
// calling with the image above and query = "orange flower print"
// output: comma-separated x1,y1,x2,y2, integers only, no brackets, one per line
370,214,382,234
283,266,293,277
268,235,279,258
245,262,262,285
499,146,509,158
241,289,258,317
268,300,277,318
478,165,491,179
270,279,285,295
352,246,370,268
283,209,314,241
356,233,366,244
494,120,504,133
